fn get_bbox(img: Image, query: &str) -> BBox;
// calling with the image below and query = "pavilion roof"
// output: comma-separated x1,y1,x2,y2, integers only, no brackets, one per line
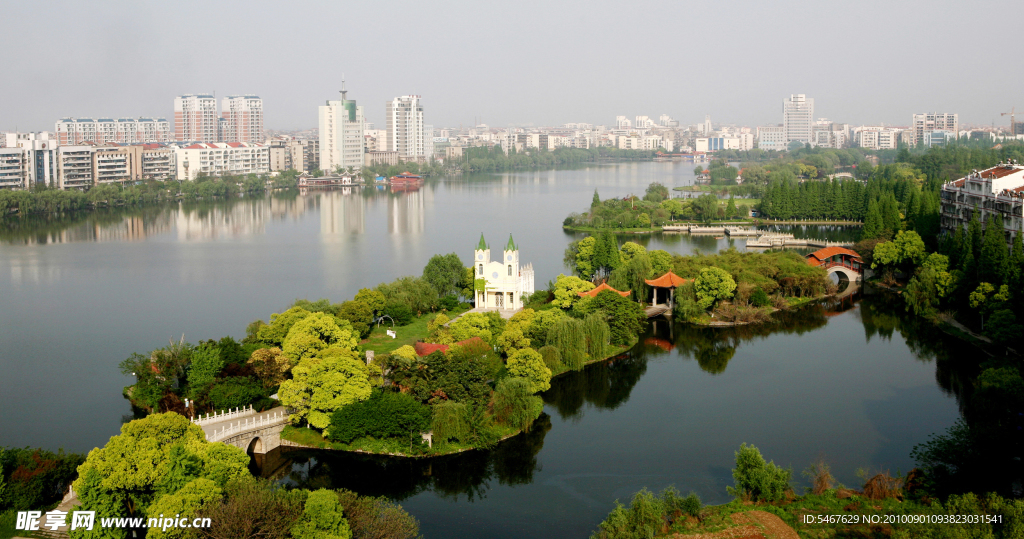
806,247,862,266
645,271,690,288
579,282,631,298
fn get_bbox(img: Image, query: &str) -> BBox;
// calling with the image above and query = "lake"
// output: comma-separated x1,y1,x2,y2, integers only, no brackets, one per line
0,161,964,538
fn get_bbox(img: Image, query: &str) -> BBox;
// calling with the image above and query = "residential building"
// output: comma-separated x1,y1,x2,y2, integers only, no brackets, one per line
924,130,956,148
940,161,1024,246
268,139,290,171
615,116,632,129
783,94,814,145
423,125,434,160
912,113,958,145
635,116,654,129
6,133,59,187
0,148,27,189
697,115,712,136
57,146,95,189
174,142,269,181
174,94,219,142
220,95,264,143
659,114,678,127
756,125,786,151
853,127,900,150
320,87,365,173
56,145,177,189
55,118,171,145
289,139,319,173
385,95,425,161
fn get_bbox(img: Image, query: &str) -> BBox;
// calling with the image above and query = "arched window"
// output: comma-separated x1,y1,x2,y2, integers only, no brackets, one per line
478,264,483,275
507,265,512,276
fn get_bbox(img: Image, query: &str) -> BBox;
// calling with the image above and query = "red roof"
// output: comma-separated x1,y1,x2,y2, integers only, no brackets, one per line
645,271,690,288
579,282,631,298
806,247,862,266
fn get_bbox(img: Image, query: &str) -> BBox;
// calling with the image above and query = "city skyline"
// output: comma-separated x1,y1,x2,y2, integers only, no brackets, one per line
1,0,1020,132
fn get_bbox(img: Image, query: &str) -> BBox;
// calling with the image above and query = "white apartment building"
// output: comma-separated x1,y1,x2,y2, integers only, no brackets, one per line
941,161,1024,246
174,94,219,142
635,116,655,129
58,146,96,189
853,127,900,150
385,95,425,161
697,115,712,136
783,94,814,145
55,118,171,145
174,142,269,180
423,125,434,160
221,95,264,143
756,125,786,151
615,116,632,129
57,145,177,189
319,89,365,173
659,114,678,127
0,148,27,189
4,133,59,187
913,113,958,145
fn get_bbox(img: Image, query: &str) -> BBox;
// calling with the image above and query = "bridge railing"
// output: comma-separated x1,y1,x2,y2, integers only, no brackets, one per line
821,260,862,273
206,410,289,442
191,405,256,426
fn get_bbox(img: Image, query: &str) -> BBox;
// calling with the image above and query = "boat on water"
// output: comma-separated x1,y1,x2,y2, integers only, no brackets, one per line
297,175,357,188
389,172,423,190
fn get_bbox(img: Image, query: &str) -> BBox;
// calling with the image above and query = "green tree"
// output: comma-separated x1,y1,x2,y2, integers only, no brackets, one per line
726,443,791,502
147,478,222,539
282,313,359,363
448,312,496,344
256,307,313,347
593,230,620,276
71,414,249,538
571,236,598,279
336,301,374,339
693,193,718,223
247,347,291,388
353,289,386,317
290,489,352,539
592,189,601,207
862,199,883,239
589,290,645,345
186,343,223,399
726,196,738,219
506,348,552,394
422,252,466,298
491,377,543,432
551,274,595,310
693,267,736,310
979,214,1009,285
278,347,373,429
969,283,1010,331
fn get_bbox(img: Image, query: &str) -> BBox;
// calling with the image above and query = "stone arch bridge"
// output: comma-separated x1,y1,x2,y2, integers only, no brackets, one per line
805,247,863,282
192,405,290,454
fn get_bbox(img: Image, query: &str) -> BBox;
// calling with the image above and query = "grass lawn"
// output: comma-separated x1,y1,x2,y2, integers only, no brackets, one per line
361,305,470,356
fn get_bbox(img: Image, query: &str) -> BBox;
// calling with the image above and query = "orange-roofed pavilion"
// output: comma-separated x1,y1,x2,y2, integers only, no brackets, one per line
578,282,631,298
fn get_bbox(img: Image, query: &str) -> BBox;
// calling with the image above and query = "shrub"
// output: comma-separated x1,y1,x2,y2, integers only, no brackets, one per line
438,295,459,311
208,377,268,411
196,477,305,539
334,489,421,539
0,448,84,512
590,488,665,539
726,443,791,502
802,458,835,495
327,390,431,444
337,300,374,339
492,378,542,432
750,287,770,307
382,302,414,326
589,290,645,345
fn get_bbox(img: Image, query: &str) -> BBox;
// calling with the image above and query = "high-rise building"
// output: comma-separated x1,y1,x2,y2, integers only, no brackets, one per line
319,86,365,173
221,95,264,143
783,94,814,145
174,94,219,142
912,113,958,145
385,95,425,161
55,118,171,145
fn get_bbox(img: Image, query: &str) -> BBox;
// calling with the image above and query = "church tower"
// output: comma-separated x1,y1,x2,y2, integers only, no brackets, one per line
474,233,490,278
503,233,519,280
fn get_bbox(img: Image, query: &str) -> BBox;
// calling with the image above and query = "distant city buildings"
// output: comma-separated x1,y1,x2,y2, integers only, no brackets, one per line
853,127,900,150
385,95,425,161
783,94,814,145
220,95,264,143
756,125,786,152
319,86,365,173
55,118,171,145
913,113,958,146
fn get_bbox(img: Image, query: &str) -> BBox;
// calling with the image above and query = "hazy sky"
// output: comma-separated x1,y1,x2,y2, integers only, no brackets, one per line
2,0,1020,132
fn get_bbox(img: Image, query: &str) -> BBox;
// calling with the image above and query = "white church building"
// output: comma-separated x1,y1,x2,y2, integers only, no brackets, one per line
474,233,534,310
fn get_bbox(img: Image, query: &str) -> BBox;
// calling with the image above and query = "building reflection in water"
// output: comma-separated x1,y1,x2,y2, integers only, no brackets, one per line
175,199,267,241
387,188,425,236
319,188,365,237
2,213,175,245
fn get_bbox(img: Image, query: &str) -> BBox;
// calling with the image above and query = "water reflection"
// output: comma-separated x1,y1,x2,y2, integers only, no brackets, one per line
258,414,553,502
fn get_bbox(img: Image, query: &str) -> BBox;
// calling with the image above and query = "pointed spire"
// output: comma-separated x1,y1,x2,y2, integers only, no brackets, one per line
505,233,516,252
477,233,487,251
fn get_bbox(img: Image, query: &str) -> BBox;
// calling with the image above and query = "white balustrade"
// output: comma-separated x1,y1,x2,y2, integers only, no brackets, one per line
205,410,288,442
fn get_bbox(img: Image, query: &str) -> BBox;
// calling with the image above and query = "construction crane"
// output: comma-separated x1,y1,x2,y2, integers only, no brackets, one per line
1001,107,1017,136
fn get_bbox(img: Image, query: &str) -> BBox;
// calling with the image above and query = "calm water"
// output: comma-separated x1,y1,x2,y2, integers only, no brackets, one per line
0,162,964,538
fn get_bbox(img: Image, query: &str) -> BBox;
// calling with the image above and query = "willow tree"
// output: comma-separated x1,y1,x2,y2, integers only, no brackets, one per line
547,318,586,370
582,313,611,359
